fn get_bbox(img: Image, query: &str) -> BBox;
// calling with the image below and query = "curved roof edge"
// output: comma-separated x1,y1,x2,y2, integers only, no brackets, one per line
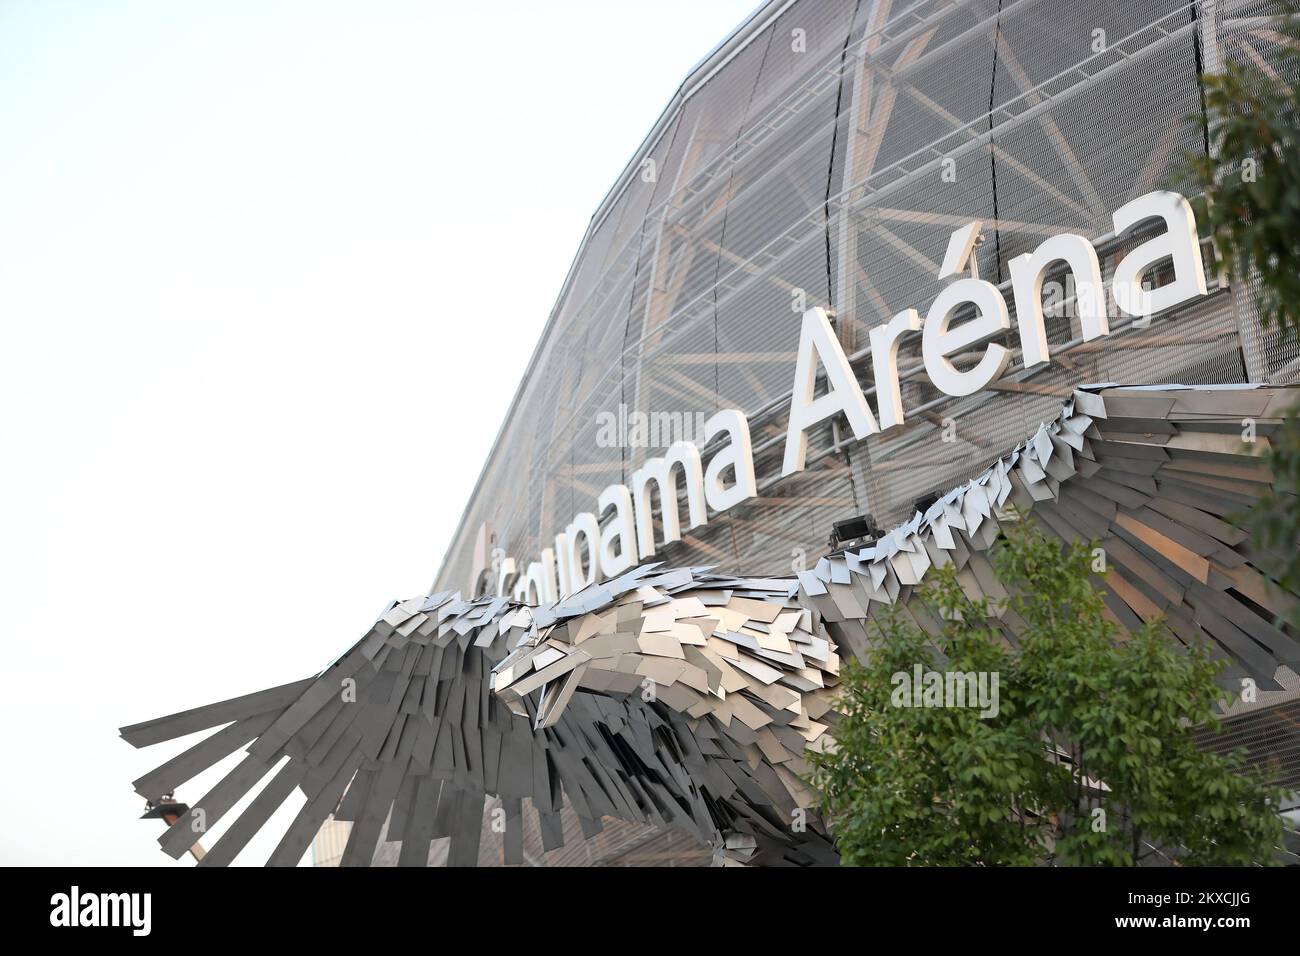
586,0,796,236
430,0,795,592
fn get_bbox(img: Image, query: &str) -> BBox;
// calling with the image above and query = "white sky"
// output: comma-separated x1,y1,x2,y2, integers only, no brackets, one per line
0,0,757,865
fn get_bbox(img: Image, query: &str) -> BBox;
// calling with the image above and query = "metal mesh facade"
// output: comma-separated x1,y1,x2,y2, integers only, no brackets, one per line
433,0,1287,600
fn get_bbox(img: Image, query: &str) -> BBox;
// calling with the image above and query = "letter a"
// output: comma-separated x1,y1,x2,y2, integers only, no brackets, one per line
1111,190,1207,319
782,307,877,476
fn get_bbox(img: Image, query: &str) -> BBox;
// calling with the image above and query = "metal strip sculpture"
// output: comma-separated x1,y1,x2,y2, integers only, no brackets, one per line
121,384,1300,865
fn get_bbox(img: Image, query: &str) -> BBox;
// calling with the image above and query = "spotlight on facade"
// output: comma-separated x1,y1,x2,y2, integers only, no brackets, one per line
141,794,206,863
913,492,941,517
828,513,882,551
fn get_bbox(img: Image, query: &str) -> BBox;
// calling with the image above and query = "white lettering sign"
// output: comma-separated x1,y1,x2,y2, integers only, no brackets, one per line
491,190,1208,599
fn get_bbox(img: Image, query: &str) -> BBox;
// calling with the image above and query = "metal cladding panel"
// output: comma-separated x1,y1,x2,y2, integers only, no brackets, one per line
836,4,1003,187
621,33,775,447
988,4,1209,264
569,376,627,507
362,796,714,867
710,0,861,416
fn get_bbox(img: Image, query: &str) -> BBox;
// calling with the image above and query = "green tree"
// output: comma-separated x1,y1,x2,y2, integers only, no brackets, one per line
1191,0,1300,609
810,518,1284,866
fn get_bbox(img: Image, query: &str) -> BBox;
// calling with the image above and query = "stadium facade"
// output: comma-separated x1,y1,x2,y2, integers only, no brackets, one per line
433,0,1291,605
376,0,1298,865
